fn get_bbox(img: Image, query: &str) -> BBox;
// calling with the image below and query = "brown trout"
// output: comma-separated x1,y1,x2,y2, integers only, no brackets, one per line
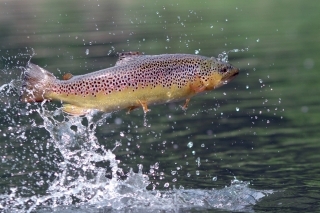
20,52,239,115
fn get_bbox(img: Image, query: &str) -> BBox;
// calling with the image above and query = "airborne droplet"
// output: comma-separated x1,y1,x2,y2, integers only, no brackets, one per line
187,141,193,148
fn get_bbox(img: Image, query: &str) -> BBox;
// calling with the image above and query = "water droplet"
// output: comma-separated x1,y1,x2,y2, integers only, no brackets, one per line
192,151,196,155
196,170,200,175
236,107,240,112
172,178,177,182
187,141,193,148
164,182,169,187
154,162,159,169
194,49,200,54
212,176,217,181
196,157,201,167
85,49,89,55
114,118,122,125
256,38,260,42
171,171,177,175
187,172,191,177
246,85,249,89
201,143,205,147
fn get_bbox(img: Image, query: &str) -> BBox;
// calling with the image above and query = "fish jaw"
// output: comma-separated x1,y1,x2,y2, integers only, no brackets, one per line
220,65,240,85
210,61,240,89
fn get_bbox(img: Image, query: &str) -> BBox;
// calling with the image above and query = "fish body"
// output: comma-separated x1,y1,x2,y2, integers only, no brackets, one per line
21,52,239,115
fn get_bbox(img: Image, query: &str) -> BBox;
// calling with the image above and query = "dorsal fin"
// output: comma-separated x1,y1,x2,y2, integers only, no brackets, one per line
115,51,142,66
62,73,74,80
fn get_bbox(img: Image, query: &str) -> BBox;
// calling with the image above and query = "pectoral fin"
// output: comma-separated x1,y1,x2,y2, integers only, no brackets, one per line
62,104,91,116
190,75,206,94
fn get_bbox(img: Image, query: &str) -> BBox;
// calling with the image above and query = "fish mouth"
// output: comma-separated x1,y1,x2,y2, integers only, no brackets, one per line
222,67,239,82
229,69,239,79
214,68,239,89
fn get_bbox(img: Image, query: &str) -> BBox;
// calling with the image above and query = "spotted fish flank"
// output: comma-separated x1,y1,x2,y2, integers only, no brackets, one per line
20,52,239,115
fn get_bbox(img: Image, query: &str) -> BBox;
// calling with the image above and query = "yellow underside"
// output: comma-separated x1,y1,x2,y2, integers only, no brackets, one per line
48,72,223,115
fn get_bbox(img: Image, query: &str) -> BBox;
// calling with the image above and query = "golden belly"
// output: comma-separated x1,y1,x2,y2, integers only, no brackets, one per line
48,83,194,114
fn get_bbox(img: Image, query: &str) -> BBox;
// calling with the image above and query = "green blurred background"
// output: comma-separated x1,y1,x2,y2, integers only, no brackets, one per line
1,0,320,212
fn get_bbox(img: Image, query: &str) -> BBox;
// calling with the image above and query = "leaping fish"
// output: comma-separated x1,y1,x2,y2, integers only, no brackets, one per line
20,52,239,115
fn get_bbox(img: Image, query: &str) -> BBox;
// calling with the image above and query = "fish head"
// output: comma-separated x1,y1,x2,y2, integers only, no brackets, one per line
210,57,240,88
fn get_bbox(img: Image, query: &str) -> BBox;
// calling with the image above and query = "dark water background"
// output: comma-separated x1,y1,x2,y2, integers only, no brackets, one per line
1,0,320,212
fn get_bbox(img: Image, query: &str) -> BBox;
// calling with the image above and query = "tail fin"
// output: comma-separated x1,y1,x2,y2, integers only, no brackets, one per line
20,63,56,102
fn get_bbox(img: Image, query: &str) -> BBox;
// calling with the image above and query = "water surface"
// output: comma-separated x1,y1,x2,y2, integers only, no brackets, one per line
1,0,320,212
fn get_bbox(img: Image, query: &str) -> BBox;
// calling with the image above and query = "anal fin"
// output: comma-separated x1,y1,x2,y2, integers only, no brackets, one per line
62,104,91,116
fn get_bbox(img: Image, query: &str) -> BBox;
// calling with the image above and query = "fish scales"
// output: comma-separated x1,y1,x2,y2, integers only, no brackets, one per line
20,52,239,115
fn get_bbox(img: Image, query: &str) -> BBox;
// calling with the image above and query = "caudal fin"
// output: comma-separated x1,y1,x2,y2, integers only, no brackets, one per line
20,63,56,102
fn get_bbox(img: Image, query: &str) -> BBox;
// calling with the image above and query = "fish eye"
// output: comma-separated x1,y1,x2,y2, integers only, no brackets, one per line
221,67,228,73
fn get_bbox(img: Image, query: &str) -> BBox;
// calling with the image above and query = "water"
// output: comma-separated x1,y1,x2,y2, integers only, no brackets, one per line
1,0,320,212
